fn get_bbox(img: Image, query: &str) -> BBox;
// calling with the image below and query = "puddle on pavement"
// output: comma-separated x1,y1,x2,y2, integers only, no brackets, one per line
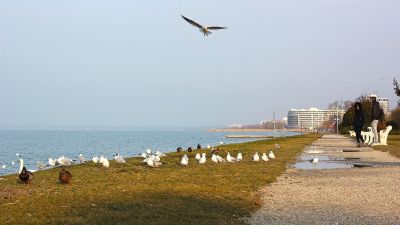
293,161,354,169
293,154,362,170
295,144,400,170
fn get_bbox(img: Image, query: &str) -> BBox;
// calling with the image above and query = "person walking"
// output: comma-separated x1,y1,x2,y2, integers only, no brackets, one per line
353,102,365,147
370,95,383,145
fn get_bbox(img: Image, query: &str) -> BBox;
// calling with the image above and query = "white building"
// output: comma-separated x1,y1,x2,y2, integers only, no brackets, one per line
287,107,346,129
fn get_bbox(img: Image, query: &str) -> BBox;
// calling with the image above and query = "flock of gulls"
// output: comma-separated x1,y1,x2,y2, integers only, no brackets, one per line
1,143,282,185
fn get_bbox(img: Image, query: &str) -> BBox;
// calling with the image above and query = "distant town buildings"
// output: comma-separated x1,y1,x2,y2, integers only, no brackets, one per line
227,124,243,129
287,107,346,130
259,118,287,129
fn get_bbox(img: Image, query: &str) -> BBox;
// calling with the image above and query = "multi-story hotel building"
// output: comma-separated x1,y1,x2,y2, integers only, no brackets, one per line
287,107,346,129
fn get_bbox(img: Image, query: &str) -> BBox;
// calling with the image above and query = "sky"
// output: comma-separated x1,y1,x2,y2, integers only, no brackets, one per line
1,0,399,128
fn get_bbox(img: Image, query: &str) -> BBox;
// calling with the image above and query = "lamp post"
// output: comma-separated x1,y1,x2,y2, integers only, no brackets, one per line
336,108,339,134
273,111,276,139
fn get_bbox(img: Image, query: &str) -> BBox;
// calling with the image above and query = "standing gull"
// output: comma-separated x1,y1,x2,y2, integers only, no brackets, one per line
78,154,87,163
237,152,243,161
253,152,260,162
181,154,189,166
36,161,48,170
211,154,218,163
115,154,126,163
311,155,319,169
268,151,275,159
199,153,206,164
102,157,110,169
181,15,227,36
195,153,201,161
92,156,99,164
262,153,269,162
48,157,57,166
226,152,236,163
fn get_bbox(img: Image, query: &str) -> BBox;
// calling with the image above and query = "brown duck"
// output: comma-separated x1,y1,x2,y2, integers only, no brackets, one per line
18,159,33,184
59,168,72,184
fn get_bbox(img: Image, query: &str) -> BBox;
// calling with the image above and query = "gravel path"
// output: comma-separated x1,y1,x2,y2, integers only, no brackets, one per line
248,135,400,225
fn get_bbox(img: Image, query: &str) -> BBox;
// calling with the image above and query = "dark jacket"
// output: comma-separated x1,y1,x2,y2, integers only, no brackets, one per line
353,110,364,126
371,101,383,120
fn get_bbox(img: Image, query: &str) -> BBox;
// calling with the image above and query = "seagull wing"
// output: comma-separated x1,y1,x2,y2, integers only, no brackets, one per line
207,26,227,30
181,15,203,29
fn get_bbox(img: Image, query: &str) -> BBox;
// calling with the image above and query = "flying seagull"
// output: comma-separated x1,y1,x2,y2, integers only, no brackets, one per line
181,15,227,36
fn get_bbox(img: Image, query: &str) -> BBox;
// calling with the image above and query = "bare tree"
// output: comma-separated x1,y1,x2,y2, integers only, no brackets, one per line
393,78,400,106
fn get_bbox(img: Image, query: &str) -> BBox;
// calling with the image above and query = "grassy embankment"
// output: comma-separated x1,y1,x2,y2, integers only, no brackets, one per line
373,134,400,159
0,134,320,225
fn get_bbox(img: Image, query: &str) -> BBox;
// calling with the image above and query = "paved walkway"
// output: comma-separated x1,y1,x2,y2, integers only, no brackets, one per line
249,134,400,225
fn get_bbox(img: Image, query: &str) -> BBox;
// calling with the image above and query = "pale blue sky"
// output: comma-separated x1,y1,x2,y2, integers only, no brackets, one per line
1,0,399,127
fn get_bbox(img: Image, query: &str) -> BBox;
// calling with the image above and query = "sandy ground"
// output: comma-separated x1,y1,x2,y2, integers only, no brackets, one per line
248,135,400,225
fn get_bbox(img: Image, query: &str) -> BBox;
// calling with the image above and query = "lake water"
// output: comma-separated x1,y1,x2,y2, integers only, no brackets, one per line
0,128,297,176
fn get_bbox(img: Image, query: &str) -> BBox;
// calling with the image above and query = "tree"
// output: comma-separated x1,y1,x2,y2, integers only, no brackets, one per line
327,100,353,111
340,99,372,133
393,78,400,106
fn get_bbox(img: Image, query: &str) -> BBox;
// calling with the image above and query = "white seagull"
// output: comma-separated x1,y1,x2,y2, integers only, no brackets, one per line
181,15,227,36
99,155,105,164
78,154,87,163
48,157,57,166
311,155,319,169
92,156,99,163
253,152,260,162
199,153,206,164
155,151,166,157
36,161,48,170
115,154,126,163
216,154,225,162
268,151,275,159
154,155,161,163
261,153,269,162
57,156,73,166
140,153,147,158
147,155,162,167
195,153,201,161
102,157,110,168
181,154,189,166
211,154,218,163
146,149,152,156
226,152,236,163
237,152,243,161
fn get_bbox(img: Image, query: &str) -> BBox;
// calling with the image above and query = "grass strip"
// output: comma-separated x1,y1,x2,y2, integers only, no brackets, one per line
373,134,400,159
0,134,320,225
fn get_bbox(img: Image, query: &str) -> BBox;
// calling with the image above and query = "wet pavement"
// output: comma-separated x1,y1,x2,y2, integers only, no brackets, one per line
250,134,400,225
292,134,400,170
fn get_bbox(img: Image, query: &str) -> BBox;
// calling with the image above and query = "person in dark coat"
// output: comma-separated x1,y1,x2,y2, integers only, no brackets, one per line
353,102,365,147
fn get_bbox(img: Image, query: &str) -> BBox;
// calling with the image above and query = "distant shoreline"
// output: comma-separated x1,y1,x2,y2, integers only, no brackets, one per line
208,128,304,132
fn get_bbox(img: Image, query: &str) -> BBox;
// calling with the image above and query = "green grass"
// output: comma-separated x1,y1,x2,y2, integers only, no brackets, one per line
0,134,320,225
373,134,400,159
